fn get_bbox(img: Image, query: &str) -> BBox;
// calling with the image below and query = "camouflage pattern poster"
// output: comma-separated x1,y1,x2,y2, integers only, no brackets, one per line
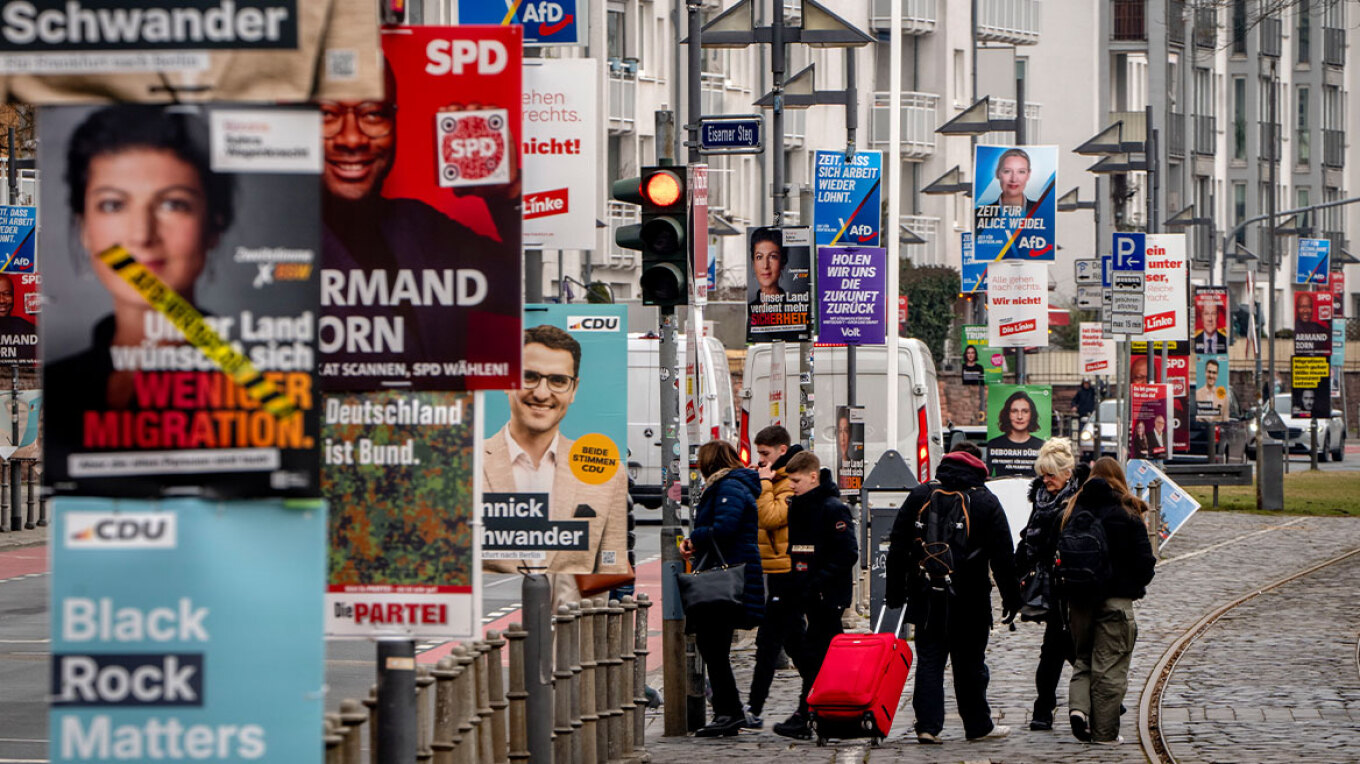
323,391,478,638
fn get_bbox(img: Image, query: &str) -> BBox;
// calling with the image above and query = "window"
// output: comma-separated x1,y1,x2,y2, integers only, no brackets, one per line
1297,7,1311,63
1168,52,1180,111
1297,187,1311,231
1296,86,1310,165
1233,182,1246,245
1322,85,1343,130
1232,0,1247,54
607,7,625,60
953,49,965,101
1232,76,1247,160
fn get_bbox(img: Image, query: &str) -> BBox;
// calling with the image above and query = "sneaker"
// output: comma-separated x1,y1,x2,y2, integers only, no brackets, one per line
741,707,763,730
1094,735,1125,745
916,732,943,745
1070,711,1091,742
695,715,743,738
968,724,1010,741
772,712,812,740
1029,717,1053,731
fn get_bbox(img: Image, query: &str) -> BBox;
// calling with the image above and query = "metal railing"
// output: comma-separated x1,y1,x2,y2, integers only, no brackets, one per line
1168,111,1186,158
604,201,641,270
976,0,1041,45
1323,128,1345,169
982,98,1042,145
869,0,937,34
1112,0,1144,41
1193,114,1216,156
1260,16,1282,57
1324,27,1345,66
899,214,943,266
608,70,637,134
1195,6,1217,49
325,595,652,764
869,91,940,159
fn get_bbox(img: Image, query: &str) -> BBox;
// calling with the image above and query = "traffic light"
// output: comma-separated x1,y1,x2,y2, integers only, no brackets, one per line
382,0,406,24
613,166,689,306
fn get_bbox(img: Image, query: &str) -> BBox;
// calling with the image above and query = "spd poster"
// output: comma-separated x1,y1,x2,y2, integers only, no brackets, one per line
972,144,1057,261
747,226,812,342
40,103,321,498
481,305,629,579
1293,291,1333,356
0,271,38,364
985,384,1051,478
320,26,523,392
1130,383,1172,460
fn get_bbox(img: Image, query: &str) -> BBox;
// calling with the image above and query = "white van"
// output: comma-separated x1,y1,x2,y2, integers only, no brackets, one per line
627,331,736,510
740,339,944,484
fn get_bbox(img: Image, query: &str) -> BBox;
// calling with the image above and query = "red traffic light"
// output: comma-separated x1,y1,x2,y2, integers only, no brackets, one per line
643,171,683,208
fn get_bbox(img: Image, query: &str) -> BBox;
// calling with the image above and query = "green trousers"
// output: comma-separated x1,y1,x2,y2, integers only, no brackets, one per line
1066,597,1137,742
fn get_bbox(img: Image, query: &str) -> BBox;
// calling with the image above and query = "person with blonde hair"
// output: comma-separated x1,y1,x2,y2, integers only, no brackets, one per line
1015,438,1088,731
1059,457,1156,745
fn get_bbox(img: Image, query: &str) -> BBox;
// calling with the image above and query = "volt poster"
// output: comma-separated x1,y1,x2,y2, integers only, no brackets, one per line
522,58,597,250
813,150,881,247
50,497,325,764
816,246,885,345
971,144,1057,262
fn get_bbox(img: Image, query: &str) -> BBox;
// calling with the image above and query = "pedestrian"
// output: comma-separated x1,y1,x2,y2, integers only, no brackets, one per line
1016,438,1088,731
884,443,1022,744
680,440,765,737
745,425,803,728
771,451,858,740
1059,457,1156,745
1071,379,1097,420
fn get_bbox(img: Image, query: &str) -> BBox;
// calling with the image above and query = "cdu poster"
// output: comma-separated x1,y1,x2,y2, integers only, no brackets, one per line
972,144,1057,262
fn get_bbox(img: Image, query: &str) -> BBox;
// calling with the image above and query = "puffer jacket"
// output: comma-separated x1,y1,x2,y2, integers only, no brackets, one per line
690,467,766,629
787,467,858,608
755,444,802,574
1066,478,1157,601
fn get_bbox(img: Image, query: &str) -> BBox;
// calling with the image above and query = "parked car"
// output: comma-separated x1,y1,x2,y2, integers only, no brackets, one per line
1247,393,1346,461
1078,399,1120,459
1079,394,1250,462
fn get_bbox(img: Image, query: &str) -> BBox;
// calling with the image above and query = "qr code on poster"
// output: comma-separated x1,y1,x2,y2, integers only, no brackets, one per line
436,109,510,188
325,49,358,81
601,551,617,567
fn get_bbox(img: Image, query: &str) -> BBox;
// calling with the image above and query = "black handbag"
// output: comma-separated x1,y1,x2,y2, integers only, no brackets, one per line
1018,566,1053,622
676,546,746,618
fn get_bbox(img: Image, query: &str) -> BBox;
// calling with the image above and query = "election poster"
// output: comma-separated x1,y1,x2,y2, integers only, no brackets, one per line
1333,320,1347,367
0,271,38,365
482,305,629,581
1296,237,1331,285
962,324,986,384
1293,290,1333,356
835,405,865,492
816,246,886,345
1291,355,1331,418
1193,286,1229,355
1127,459,1200,549
1139,233,1188,341
972,144,1057,262
50,497,325,764
1130,383,1172,460
747,226,812,342
1079,322,1115,375
985,384,1051,477
522,59,598,250
813,150,882,247
457,0,585,45
40,103,321,499
987,261,1048,347
320,26,523,392
961,231,987,293
1196,354,1229,421
1165,349,1192,452
1332,271,1345,317
0,205,35,273
324,391,479,637
0,387,41,460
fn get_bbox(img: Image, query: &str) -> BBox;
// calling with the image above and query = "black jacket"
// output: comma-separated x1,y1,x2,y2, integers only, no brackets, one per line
787,468,858,609
1015,463,1090,575
1068,478,1157,601
691,467,766,628
885,453,1022,624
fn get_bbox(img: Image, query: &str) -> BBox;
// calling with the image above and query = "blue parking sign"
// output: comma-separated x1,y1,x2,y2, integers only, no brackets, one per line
459,0,584,45
1296,238,1330,285
1113,232,1145,271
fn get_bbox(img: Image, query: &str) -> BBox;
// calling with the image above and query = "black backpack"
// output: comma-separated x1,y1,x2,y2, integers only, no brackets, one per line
913,487,975,595
1054,506,1112,603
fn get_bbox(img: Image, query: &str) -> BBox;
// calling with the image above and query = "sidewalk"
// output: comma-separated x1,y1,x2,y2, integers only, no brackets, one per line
642,510,1360,762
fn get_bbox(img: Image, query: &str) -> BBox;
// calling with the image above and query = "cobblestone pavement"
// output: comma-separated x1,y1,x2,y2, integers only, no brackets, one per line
643,511,1360,762
1159,550,1360,763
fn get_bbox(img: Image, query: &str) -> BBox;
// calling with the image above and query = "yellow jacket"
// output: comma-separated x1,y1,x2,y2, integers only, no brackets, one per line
756,468,793,574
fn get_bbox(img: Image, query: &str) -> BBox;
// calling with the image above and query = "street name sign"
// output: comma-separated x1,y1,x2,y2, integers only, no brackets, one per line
699,116,763,154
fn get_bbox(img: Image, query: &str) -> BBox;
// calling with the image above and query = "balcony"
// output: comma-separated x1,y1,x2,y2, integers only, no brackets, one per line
1193,114,1215,155
1323,128,1345,169
782,0,800,24
1112,0,1144,41
782,108,806,148
1260,16,1281,57
869,91,940,159
608,69,637,134
1324,27,1345,67
1167,0,1185,45
1167,111,1185,158
1324,231,1347,255
1195,6,1216,49
1258,121,1281,162
604,201,640,270
976,0,1041,46
899,214,943,266
981,97,1042,145
870,0,938,34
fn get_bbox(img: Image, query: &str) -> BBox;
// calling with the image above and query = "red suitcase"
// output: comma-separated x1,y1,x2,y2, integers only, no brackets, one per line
806,609,912,746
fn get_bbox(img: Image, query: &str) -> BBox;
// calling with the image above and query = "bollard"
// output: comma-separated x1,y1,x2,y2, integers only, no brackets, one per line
448,647,471,764
605,599,625,762
593,597,610,762
484,630,510,764
324,714,345,764
338,698,368,764
1146,479,1163,560
619,597,637,758
520,575,554,763
21,460,32,529
634,595,652,752
553,605,575,764
474,642,494,763
577,600,600,764
431,656,458,764
567,602,584,764
417,664,435,761
456,645,479,764
362,685,378,764
505,624,530,763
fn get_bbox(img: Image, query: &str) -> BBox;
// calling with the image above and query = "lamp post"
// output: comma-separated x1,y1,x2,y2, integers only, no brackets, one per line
1058,182,1102,458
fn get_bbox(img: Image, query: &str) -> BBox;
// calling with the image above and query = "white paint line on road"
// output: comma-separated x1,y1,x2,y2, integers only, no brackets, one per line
0,572,48,586
1161,517,1308,566
0,738,45,744
0,639,48,644
0,759,48,763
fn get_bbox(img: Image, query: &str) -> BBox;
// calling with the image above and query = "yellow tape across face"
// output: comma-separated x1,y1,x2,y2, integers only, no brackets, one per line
98,244,297,419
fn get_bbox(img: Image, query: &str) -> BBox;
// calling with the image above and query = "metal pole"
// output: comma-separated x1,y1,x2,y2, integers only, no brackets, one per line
687,1,702,165
6,128,16,204
525,251,544,304
1267,62,1278,412
770,1,785,225
885,0,902,449
1014,76,1026,386
521,574,553,761
376,639,417,764
844,50,857,160
8,367,16,531
657,306,688,736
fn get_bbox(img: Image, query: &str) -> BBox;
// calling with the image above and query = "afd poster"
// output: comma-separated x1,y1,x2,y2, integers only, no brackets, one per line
813,150,881,247
816,246,885,345
1296,238,1331,285
985,384,1051,477
482,305,629,581
972,144,1057,262
39,103,321,499
0,271,38,364
320,26,523,392
522,59,597,250
1130,383,1172,460
323,392,478,638
0,205,35,273
457,0,585,45
961,231,987,293
747,226,812,342
50,497,325,764
987,260,1048,347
